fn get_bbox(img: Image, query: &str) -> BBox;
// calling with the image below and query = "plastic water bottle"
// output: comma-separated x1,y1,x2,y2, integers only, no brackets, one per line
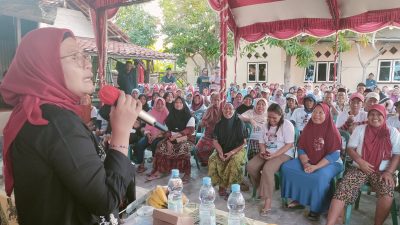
199,177,216,225
227,184,245,225
167,169,183,213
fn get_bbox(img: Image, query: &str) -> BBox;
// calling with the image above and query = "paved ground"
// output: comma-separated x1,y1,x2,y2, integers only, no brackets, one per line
134,154,398,225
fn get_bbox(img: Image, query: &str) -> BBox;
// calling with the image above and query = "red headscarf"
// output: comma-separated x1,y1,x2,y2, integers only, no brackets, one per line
0,28,81,196
145,97,169,136
362,104,392,171
298,103,342,165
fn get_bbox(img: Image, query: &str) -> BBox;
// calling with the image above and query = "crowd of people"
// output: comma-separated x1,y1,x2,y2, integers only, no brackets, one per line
2,27,400,225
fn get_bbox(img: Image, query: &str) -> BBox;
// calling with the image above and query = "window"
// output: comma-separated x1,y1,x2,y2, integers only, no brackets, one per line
304,62,336,82
378,60,400,82
247,62,267,82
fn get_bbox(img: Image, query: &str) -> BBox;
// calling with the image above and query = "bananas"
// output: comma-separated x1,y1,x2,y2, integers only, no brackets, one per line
147,186,168,209
146,185,188,209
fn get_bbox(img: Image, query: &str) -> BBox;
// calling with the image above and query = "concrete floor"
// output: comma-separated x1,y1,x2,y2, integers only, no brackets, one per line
134,155,398,225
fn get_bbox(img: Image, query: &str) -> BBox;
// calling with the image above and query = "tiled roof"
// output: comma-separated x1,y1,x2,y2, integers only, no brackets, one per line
77,36,176,60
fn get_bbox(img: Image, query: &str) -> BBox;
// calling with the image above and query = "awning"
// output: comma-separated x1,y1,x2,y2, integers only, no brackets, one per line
209,0,400,41
0,0,59,24
77,36,176,60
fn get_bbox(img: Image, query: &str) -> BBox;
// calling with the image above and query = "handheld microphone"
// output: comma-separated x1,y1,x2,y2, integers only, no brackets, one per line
98,85,168,132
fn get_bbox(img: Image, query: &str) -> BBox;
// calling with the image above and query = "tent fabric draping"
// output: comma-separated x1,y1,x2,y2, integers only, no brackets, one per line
208,0,400,89
209,0,400,41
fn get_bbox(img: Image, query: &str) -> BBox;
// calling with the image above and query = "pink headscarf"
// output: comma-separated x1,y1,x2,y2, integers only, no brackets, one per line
144,97,169,136
0,28,81,196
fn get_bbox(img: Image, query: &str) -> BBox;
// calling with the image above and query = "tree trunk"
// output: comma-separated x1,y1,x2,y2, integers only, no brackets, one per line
283,54,292,91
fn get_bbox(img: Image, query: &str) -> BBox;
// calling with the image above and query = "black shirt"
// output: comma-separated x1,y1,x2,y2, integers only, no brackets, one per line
12,104,135,225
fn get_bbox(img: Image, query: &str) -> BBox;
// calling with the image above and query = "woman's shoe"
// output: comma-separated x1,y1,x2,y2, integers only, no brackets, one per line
307,211,320,221
260,208,271,217
287,200,305,209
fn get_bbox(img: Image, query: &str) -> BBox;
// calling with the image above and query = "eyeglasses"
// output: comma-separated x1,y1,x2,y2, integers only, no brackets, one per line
60,52,91,67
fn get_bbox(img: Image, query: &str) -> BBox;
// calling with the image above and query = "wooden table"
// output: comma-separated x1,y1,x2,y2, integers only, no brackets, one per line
120,189,270,225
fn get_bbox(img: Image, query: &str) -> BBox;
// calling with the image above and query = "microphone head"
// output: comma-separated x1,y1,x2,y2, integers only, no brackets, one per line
98,85,120,105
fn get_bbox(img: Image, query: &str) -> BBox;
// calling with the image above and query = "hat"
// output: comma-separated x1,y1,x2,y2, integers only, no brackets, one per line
303,93,317,103
365,92,380,101
349,92,364,102
286,93,297,102
261,88,270,93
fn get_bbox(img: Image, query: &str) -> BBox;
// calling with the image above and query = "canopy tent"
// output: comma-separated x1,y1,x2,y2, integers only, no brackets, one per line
208,0,400,89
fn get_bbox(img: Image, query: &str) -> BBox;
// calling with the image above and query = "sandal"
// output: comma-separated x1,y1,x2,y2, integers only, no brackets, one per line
287,201,305,209
307,211,320,221
145,173,161,181
136,165,147,174
260,208,271,217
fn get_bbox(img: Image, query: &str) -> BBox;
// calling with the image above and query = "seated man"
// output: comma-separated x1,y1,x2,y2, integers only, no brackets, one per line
336,92,367,134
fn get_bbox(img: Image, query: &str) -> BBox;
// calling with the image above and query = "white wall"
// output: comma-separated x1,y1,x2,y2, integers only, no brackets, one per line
185,41,400,91
39,7,94,38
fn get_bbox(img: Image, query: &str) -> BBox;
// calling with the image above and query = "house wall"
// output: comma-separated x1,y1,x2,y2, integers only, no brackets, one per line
39,7,94,38
185,41,400,91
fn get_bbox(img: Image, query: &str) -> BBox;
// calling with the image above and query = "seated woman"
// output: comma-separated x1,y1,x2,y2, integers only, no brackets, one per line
232,92,243,109
326,104,400,225
163,91,175,112
190,93,206,122
281,103,343,221
196,92,222,166
208,103,248,198
247,103,294,216
236,94,253,115
284,94,298,120
134,97,169,173
138,94,150,112
239,98,268,160
147,96,195,183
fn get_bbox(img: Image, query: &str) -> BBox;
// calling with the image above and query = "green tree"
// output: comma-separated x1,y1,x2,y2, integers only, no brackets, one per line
160,0,233,71
115,5,159,47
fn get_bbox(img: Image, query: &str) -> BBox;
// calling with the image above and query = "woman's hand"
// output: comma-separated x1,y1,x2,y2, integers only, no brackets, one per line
381,171,395,188
224,151,235,161
265,152,278,160
304,164,318,173
250,119,259,129
110,92,142,135
218,151,225,161
358,159,374,174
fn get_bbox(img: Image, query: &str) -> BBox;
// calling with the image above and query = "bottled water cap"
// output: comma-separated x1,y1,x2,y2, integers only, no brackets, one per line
171,169,179,177
202,177,211,185
231,184,240,193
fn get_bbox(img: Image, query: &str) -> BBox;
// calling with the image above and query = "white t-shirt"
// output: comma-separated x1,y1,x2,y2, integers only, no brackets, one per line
241,110,268,140
348,124,400,171
387,115,400,130
335,110,368,129
90,106,98,119
171,117,195,136
258,119,295,158
290,108,312,131
210,75,221,91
